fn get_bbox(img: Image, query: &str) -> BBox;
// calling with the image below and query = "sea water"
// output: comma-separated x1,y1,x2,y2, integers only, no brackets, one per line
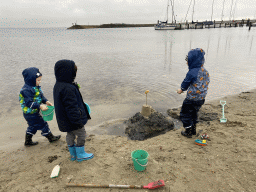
0,26,255,130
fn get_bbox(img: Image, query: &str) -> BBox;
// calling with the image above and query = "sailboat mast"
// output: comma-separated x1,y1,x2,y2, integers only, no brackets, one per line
229,0,234,21
170,0,173,23
232,0,237,20
221,0,225,21
167,0,169,23
173,0,175,23
211,0,215,21
192,0,195,22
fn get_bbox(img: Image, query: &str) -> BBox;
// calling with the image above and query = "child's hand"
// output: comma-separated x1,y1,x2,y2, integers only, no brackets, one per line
176,89,183,94
46,101,53,106
40,104,48,111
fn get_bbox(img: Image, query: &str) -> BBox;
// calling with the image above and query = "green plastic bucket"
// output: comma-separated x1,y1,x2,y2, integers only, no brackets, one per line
41,106,55,121
131,150,149,172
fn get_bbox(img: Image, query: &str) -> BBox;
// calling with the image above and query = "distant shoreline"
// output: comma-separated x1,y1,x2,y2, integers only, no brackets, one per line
67,23,155,29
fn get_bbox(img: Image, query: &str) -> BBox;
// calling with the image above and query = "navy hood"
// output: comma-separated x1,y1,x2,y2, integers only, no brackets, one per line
187,48,205,70
22,67,42,87
54,59,77,83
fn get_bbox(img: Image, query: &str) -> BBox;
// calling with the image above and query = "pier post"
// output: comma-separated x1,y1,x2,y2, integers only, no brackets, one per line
247,19,250,26
249,22,251,30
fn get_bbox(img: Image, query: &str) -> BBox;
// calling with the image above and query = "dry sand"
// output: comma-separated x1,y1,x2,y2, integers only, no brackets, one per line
1,90,256,192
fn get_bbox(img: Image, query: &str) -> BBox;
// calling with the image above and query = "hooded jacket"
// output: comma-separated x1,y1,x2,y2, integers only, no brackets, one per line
19,67,48,114
181,48,210,101
53,59,91,132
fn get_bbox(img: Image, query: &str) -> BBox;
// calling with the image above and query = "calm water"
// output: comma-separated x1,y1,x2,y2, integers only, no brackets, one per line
1,26,256,122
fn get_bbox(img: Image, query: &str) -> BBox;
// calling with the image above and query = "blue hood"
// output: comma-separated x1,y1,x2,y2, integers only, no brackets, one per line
22,67,42,87
54,59,77,83
187,48,205,70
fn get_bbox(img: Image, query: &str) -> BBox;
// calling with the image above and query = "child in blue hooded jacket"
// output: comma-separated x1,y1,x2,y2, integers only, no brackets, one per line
177,48,210,138
19,67,61,146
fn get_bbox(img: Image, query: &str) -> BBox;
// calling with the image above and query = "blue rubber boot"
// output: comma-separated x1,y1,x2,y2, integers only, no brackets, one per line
68,145,76,161
75,146,94,162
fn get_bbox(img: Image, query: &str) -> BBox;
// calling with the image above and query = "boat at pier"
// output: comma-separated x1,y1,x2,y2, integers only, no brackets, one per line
155,21,176,30
154,0,256,31
155,0,176,30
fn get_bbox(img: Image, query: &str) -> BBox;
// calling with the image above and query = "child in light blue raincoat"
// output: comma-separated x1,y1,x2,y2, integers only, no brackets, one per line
177,48,210,138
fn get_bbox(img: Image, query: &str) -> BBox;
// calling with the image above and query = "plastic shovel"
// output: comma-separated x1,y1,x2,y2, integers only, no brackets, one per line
220,100,227,123
66,180,165,190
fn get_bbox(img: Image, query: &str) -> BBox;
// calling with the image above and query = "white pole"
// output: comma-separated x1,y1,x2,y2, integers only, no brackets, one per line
211,0,215,21
192,0,195,22
221,0,225,21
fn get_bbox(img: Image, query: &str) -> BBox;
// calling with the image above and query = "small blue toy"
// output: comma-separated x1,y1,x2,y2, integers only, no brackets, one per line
195,139,207,146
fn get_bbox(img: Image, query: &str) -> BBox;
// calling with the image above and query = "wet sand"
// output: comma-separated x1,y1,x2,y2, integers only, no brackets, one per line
1,90,256,192
0,86,184,151
0,103,133,151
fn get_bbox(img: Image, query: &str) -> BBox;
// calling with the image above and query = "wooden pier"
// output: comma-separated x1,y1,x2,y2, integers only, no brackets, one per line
173,19,256,30
68,19,256,30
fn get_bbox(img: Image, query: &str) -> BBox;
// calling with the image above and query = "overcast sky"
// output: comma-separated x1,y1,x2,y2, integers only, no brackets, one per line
1,0,256,28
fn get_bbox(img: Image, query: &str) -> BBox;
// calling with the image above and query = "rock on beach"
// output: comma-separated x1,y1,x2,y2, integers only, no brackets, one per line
125,111,174,140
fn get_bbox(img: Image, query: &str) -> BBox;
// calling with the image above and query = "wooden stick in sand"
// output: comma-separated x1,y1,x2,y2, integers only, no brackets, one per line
66,180,165,190
145,90,149,105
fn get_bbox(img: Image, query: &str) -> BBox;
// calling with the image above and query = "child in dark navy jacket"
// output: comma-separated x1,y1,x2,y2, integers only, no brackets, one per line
19,67,61,146
177,48,210,138
53,60,93,162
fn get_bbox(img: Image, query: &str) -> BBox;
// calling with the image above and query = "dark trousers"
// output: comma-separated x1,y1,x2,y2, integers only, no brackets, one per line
180,98,205,129
23,113,51,136
66,127,86,146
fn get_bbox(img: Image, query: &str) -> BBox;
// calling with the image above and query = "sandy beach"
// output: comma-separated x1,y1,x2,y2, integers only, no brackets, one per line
1,89,256,192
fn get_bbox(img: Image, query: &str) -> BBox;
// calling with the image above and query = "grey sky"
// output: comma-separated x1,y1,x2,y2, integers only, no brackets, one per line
1,0,256,27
